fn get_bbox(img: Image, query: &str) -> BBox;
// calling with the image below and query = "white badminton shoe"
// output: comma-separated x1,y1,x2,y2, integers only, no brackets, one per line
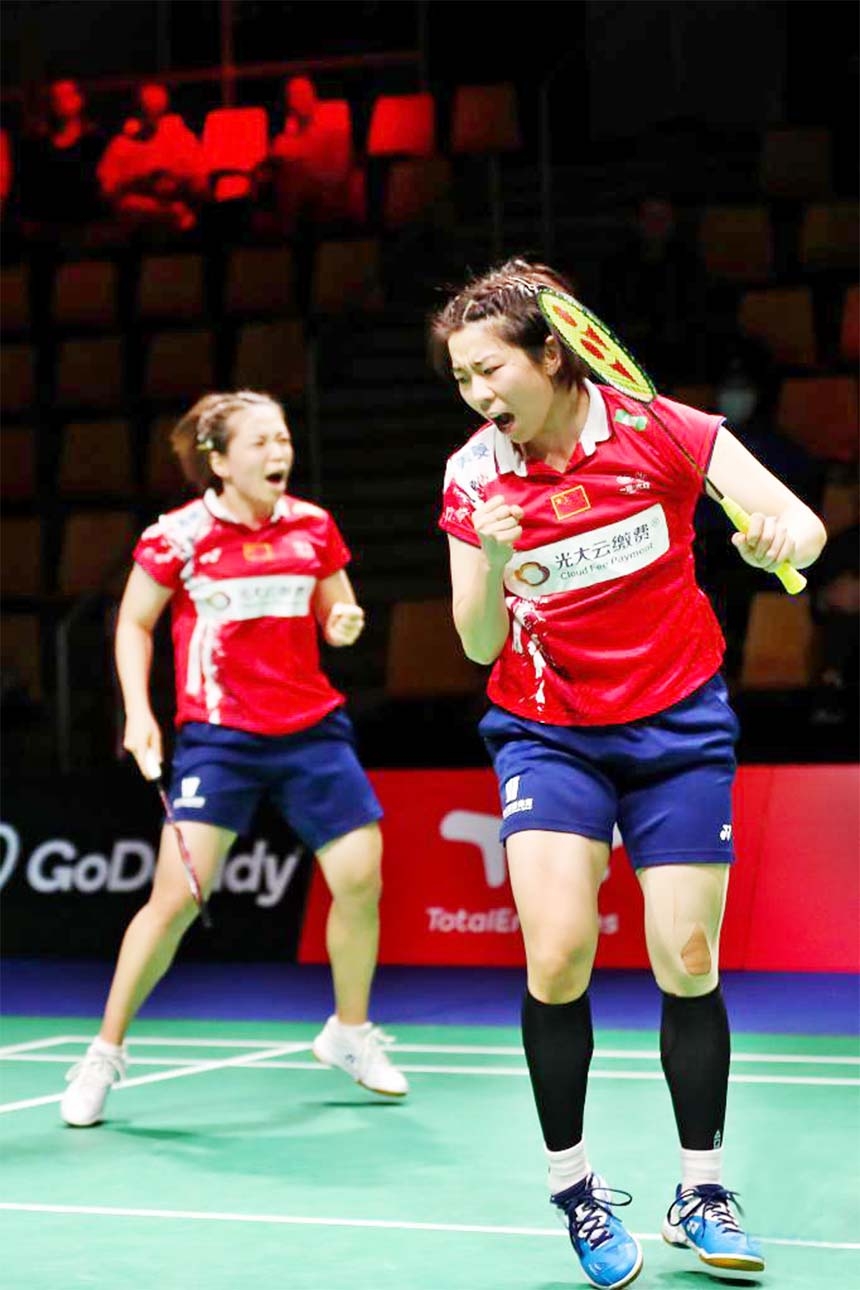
60,1039,127,1126
311,1016,409,1097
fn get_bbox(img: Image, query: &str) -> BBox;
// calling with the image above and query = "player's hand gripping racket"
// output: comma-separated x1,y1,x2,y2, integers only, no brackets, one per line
143,751,212,927
537,287,807,595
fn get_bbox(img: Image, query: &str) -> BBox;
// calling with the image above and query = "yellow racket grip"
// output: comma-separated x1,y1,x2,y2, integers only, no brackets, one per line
719,497,807,595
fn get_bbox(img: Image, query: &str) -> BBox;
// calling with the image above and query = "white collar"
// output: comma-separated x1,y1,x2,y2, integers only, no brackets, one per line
493,378,610,475
203,488,290,525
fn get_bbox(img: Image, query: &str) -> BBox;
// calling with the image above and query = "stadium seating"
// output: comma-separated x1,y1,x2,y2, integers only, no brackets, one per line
739,591,818,688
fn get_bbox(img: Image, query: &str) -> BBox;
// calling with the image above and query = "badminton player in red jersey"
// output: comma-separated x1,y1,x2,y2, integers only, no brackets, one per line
61,390,407,1127
432,260,826,1288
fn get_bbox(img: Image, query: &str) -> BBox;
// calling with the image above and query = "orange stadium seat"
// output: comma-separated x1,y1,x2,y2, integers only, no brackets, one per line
840,285,859,363
382,157,453,229
777,375,859,462
385,598,485,698
202,106,269,201
52,259,118,329
0,611,42,701
738,286,817,368
223,245,297,316
1,343,36,414
145,414,188,499
798,202,860,272
0,515,42,596
137,252,206,321
820,475,859,538
55,336,124,410
0,426,36,500
58,509,136,597
1,264,30,336
366,93,436,157
232,319,306,397
143,329,214,403
310,239,384,314
58,419,134,496
450,83,522,154
739,592,817,689
698,206,774,282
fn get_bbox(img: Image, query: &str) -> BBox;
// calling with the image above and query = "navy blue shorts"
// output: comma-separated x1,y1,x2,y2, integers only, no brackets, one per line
479,674,739,870
167,708,383,852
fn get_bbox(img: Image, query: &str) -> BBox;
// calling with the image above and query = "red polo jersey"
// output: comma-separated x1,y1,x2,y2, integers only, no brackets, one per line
439,381,727,725
133,490,350,735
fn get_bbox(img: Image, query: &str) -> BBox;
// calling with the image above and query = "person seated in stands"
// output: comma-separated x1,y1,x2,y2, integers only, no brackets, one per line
17,78,107,239
258,74,357,235
97,82,207,236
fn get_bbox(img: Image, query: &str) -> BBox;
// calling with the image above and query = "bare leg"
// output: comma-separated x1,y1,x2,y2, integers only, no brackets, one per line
315,823,382,1025
100,822,235,1045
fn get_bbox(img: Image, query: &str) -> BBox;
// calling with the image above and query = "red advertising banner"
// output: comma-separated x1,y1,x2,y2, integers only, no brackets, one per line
298,765,859,972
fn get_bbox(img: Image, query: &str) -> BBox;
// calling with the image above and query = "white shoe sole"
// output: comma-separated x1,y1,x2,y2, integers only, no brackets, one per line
311,1041,408,1098
662,1224,765,1275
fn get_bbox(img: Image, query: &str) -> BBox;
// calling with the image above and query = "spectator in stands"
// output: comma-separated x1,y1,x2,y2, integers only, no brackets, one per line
17,78,106,238
600,195,706,387
257,74,357,236
97,82,207,236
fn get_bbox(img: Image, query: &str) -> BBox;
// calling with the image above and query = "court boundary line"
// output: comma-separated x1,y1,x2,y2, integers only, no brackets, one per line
5,1033,859,1063
0,1201,857,1251
0,1040,312,1114
2,1052,858,1088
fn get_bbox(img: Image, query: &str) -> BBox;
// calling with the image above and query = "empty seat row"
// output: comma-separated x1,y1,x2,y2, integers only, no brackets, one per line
1,238,385,336
699,201,859,282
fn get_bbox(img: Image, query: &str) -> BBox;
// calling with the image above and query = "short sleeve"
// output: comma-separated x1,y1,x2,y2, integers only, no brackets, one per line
319,513,351,578
438,459,481,547
132,521,186,591
654,395,725,480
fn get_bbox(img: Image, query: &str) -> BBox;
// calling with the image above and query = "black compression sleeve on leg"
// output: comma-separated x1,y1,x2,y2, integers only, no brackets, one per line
660,985,731,1151
521,990,594,1152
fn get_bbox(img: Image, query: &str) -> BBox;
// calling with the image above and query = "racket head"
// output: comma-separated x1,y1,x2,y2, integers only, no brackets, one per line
537,287,657,404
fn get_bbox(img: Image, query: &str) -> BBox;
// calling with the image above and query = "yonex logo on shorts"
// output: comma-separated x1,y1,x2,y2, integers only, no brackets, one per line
174,777,206,809
503,776,534,819
720,824,732,841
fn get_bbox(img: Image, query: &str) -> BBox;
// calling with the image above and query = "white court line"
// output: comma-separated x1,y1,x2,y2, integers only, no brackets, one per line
1,1055,856,1104
0,1202,857,1251
0,1041,311,1115
20,1035,860,1065
0,1036,74,1057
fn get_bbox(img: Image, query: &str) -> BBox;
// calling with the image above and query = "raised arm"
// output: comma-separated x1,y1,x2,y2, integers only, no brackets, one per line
114,564,174,775
707,425,827,574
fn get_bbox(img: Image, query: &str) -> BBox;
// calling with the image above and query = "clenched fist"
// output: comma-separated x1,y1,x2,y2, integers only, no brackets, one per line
472,495,524,568
324,601,365,646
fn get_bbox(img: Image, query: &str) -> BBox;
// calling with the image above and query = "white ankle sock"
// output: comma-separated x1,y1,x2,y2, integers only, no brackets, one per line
93,1037,124,1056
681,1146,723,1190
547,1139,589,1196
334,1018,371,1035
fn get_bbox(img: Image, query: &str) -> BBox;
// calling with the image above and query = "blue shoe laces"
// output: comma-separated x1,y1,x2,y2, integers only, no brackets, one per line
553,1177,634,1251
667,1184,745,1235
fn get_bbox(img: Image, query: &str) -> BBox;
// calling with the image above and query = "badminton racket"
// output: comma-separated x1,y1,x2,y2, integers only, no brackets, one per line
537,287,806,595
143,751,212,927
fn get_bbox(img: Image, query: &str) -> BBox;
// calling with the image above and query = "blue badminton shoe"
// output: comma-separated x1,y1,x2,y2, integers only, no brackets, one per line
662,1183,765,1274
551,1172,643,1289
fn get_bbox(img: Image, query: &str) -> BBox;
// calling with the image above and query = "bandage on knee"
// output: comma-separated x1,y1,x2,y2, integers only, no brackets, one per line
680,924,712,976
